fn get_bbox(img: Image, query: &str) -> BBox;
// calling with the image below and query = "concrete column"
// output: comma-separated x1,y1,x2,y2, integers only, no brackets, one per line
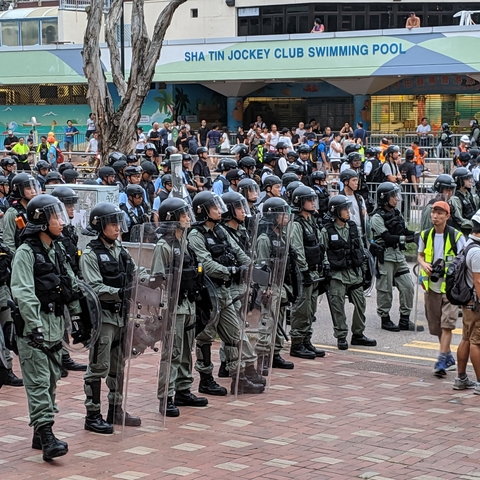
227,97,244,131
353,95,371,132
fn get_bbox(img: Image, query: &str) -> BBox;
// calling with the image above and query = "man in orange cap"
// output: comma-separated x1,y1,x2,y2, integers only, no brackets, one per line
418,201,466,378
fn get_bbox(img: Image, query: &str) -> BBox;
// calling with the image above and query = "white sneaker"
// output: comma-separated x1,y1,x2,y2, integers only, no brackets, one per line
453,376,476,390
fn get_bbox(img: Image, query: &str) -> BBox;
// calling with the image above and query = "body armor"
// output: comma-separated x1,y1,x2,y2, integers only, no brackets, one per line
324,221,364,271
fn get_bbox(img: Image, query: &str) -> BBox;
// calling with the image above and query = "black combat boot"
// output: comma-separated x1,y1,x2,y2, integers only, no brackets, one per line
244,364,266,386
107,405,141,427
32,431,68,450
62,353,87,371
399,315,424,332
337,338,349,350
231,373,265,395
162,397,180,417
84,380,114,434
4,369,23,387
174,389,208,407
198,373,227,396
351,334,377,346
303,339,325,357
218,361,229,378
290,342,316,359
0,365,7,388
37,424,68,461
381,315,400,332
272,353,294,370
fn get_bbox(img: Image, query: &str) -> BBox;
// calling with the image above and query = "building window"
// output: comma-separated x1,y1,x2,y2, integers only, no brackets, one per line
21,21,40,46
2,21,19,47
191,9,198,18
41,20,58,45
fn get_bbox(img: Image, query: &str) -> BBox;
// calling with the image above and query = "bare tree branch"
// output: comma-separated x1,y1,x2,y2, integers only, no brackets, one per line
105,0,127,99
129,0,151,93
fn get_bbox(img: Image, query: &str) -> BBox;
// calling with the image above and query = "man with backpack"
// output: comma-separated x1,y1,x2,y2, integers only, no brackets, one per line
450,210,480,392
417,201,465,377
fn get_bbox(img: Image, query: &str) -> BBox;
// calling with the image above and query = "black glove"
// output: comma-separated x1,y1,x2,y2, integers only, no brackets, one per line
70,315,90,345
323,264,332,283
27,327,44,348
2,321,18,355
228,265,248,282
302,271,313,287
405,234,416,244
149,274,166,290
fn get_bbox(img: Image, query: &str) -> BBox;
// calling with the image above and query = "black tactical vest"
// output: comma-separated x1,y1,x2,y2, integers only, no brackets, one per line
374,207,406,236
455,190,476,220
312,185,329,216
179,244,200,304
119,203,146,242
61,224,80,275
325,221,364,271
366,158,381,183
294,214,325,270
24,237,75,315
88,238,134,289
222,224,250,254
193,224,236,268
213,176,230,194
0,240,13,285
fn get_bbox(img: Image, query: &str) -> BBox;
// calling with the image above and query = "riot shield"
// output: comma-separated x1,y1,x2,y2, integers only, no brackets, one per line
363,248,376,297
234,211,292,398
63,280,102,351
119,222,186,435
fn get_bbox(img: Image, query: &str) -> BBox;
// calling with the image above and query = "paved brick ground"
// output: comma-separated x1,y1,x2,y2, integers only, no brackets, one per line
1,345,480,480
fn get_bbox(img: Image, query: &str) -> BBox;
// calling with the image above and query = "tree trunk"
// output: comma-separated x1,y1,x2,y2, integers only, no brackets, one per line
82,0,187,164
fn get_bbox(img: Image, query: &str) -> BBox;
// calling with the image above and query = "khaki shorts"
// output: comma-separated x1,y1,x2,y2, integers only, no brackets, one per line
424,290,457,337
462,304,480,345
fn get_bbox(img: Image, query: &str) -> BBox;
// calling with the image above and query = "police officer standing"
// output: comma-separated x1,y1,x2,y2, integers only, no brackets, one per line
449,167,479,236
213,158,237,195
371,182,421,332
420,174,456,231
11,195,82,461
310,171,329,221
152,198,208,417
322,196,377,350
193,147,211,191
237,178,261,216
289,186,327,359
119,184,150,242
81,203,144,434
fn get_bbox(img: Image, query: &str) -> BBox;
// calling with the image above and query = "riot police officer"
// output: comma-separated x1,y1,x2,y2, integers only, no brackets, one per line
0,175,10,215
188,192,264,395
107,151,127,167
34,160,51,191
261,153,281,184
284,180,303,206
231,143,249,162
258,175,282,211
140,160,158,206
310,171,329,220
213,158,237,195
289,186,327,359
193,146,211,191
98,166,117,186
238,156,257,182
420,174,456,231
322,196,376,350
3,173,39,253
119,184,150,242
238,178,261,216
112,159,128,192
339,169,366,239
152,198,208,417
449,167,479,236
51,186,88,374
81,203,144,434
11,194,81,461
371,182,420,332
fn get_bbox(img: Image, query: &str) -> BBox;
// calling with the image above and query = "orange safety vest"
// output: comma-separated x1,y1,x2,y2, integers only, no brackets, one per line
413,146,425,166
379,144,387,163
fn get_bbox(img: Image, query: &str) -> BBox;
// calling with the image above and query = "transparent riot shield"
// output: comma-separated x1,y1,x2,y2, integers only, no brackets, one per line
234,212,292,398
119,222,186,436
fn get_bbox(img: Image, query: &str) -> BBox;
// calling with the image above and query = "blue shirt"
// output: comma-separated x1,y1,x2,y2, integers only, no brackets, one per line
64,125,79,142
122,205,146,228
154,176,163,191
153,196,161,212
213,175,227,196
119,188,149,206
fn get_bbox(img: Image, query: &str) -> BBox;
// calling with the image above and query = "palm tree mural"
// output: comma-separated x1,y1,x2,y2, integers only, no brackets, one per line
175,87,191,117
154,89,174,122
210,91,227,124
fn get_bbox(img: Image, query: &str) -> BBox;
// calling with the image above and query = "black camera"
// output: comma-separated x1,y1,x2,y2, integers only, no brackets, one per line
430,258,445,283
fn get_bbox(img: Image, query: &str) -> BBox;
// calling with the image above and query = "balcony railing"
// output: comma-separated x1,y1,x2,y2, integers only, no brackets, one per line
59,0,111,12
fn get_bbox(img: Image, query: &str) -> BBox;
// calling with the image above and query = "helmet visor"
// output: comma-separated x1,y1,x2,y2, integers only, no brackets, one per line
205,195,228,216
302,195,319,211
98,212,128,233
241,182,260,202
19,179,40,199
231,197,251,218
39,202,70,228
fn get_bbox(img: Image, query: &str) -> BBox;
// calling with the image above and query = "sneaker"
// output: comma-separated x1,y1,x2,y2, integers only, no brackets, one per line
433,360,447,377
453,376,476,390
474,383,480,395
445,353,456,372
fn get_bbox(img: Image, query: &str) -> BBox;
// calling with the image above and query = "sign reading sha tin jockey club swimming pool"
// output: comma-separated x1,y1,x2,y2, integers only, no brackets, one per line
184,42,407,62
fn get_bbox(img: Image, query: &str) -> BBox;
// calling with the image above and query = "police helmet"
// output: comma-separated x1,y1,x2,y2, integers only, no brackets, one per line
238,156,256,170
385,145,400,157
0,176,9,185
285,163,304,176
345,144,361,156
108,151,127,166
34,160,51,172
26,194,69,228
1,157,16,168
191,191,227,222
471,119,479,128
285,180,303,204
58,162,74,175
297,144,311,154
433,174,456,194
51,186,79,205
281,172,299,188
45,171,64,184
63,169,79,183
470,148,480,159
196,146,208,156
140,160,158,175
372,146,382,156
404,148,415,162
216,158,237,172
442,123,450,131
230,144,249,158
258,138,266,145
182,153,192,163
263,153,278,165
328,194,352,220
126,154,138,164
98,166,116,179
112,159,128,173
310,171,327,183
292,186,319,212
221,191,250,221
458,152,471,164
89,202,127,233
161,159,171,170
452,167,473,188
347,152,362,164
263,175,282,191
237,178,260,202
263,197,290,214
226,169,245,183
12,173,39,199
365,147,375,157
339,169,358,184
377,182,402,207
286,151,299,160
161,174,172,186
126,184,144,198
125,165,143,177
276,141,287,151
164,146,177,159
158,197,191,222
144,143,156,152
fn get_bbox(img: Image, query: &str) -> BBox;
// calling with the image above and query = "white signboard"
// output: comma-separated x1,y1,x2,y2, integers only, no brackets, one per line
238,7,259,17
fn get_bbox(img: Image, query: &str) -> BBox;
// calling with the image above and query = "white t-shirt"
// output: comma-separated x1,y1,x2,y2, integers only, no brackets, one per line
136,133,146,151
329,141,342,160
87,118,95,130
465,237,480,289
268,132,280,151
220,132,231,153
418,230,466,293
87,137,98,153
416,124,431,135
278,135,293,152
364,160,373,175
296,129,306,139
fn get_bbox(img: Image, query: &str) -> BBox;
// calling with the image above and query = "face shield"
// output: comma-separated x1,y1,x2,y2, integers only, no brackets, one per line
439,186,455,201
388,186,402,206
302,194,319,212
19,179,40,199
205,195,228,220
36,202,70,228
231,197,251,220
242,182,260,203
97,212,128,233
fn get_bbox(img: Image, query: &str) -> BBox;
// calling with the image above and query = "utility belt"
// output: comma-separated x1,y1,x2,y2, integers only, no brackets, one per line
210,277,232,288
100,301,123,314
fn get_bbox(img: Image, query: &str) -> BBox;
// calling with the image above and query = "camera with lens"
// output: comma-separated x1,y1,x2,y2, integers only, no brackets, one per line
430,258,445,283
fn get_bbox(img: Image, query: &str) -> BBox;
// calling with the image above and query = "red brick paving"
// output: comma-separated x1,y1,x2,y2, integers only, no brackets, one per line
1,345,480,480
